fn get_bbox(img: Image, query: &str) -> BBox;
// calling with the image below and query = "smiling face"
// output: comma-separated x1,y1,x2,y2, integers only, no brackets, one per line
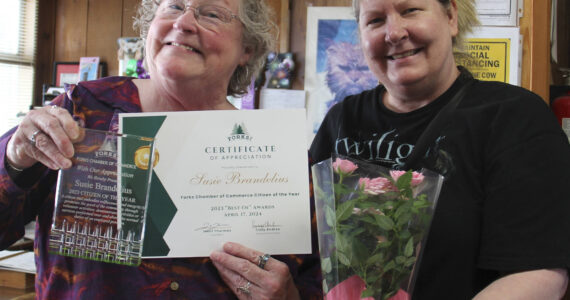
145,0,251,92
358,0,458,96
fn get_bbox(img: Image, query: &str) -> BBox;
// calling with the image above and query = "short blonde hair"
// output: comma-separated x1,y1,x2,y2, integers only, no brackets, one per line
133,0,277,96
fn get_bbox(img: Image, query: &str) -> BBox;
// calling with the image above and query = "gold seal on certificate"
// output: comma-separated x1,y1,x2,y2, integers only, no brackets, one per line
48,128,155,266
120,109,312,258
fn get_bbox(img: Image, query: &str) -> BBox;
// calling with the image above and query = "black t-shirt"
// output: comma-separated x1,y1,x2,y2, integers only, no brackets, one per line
310,68,570,298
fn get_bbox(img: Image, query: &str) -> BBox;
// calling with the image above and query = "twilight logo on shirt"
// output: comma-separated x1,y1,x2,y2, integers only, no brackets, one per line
334,129,412,168
333,129,451,172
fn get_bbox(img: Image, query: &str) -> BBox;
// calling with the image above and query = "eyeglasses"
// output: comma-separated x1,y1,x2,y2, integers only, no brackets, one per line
154,0,240,31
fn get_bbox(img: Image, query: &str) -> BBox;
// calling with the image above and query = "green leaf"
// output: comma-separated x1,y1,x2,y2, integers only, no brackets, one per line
336,231,347,250
359,199,374,206
405,256,417,267
325,205,336,227
393,201,411,220
395,256,406,265
396,212,412,227
416,194,427,202
338,251,351,266
323,229,335,235
337,223,355,232
377,240,392,249
366,252,384,265
321,257,332,273
366,273,381,283
336,200,356,222
360,288,374,299
413,198,428,207
383,290,396,300
374,214,395,231
322,280,329,293
350,227,366,237
352,238,369,264
360,214,376,225
383,201,396,209
399,229,411,240
404,237,414,257
361,289,375,298
384,260,396,272
336,234,354,265
396,171,412,189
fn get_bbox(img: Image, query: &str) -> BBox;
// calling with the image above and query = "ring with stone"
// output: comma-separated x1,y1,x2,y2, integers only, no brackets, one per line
237,281,251,295
258,254,270,269
29,129,42,146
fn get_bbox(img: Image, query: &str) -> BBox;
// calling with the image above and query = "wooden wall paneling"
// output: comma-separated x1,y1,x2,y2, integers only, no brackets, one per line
278,0,291,53
54,0,89,61
265,0,288,52
86,0,123,77
122,0,140,38
266,0,281,51
290,0,351,90
519,0,551,103
34,0,57,105
551,0,569,86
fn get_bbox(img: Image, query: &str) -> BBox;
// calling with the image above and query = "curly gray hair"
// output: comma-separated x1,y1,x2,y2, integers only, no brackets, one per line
133,0,277,96
351,0,479,54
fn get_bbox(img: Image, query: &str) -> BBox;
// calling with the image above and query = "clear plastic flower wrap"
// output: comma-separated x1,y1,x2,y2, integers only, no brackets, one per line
312,155,444,300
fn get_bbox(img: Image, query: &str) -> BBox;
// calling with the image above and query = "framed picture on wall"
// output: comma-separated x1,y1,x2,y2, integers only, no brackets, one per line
78,57,100,82
53,61,107,87
53,62,79,87
304,7,377,144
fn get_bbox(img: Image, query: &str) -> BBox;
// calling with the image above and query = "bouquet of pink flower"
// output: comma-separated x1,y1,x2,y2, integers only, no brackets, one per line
312,155,443,300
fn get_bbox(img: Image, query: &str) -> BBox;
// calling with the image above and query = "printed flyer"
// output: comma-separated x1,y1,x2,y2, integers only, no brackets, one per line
459,26,521,85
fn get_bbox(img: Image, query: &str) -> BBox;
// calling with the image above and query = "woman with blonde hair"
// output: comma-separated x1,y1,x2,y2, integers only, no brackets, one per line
311,0,570,298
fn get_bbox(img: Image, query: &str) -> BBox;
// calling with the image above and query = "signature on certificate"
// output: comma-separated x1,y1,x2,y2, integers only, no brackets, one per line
194,222,232,233
251,220,282,233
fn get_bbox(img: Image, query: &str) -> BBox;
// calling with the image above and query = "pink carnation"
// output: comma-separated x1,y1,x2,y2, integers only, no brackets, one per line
390,170,425,186
332,158,358,174
359,177,390,195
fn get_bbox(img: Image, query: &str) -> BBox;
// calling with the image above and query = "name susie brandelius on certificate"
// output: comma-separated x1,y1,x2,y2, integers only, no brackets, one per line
120,109,311,258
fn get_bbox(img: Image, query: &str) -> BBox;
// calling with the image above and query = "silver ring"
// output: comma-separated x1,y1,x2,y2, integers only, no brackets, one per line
237,281,251,295
258,254,270,269
29,130,42,146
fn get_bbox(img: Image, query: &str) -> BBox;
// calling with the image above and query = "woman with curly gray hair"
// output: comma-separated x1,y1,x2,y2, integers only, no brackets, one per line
134,0,275,97
0,0,323,299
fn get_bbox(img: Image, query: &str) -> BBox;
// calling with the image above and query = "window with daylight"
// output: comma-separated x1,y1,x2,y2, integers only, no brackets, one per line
0,0,38,134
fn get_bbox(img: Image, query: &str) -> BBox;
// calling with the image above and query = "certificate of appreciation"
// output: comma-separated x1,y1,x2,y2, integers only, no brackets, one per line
120,109,311,257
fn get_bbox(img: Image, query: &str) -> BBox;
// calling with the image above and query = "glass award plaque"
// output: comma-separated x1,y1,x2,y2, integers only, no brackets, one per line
48,128,155,266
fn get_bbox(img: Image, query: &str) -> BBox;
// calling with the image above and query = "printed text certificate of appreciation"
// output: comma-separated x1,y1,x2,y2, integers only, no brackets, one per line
119,109,311,258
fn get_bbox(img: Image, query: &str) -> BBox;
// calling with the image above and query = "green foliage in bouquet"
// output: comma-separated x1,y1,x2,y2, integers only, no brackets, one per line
319,158,436,299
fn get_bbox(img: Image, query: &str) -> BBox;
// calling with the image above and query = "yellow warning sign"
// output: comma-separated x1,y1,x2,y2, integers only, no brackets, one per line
457,38,510,83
